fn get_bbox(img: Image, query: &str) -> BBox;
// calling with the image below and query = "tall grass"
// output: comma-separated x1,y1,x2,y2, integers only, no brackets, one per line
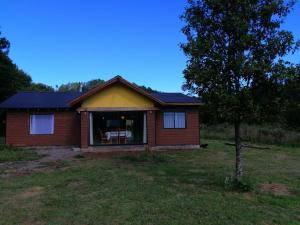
0,136,4,145
201,123,300,147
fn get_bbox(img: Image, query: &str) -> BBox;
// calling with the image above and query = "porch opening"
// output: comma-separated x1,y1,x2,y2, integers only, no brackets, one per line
89,111,147,145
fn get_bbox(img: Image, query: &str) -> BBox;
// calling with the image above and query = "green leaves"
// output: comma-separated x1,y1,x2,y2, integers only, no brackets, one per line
0,52,32,102
0,32,10,55
58,79,105,92
181,0,299,123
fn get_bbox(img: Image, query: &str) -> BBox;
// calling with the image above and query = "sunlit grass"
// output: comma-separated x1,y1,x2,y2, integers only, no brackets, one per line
0,140,299,224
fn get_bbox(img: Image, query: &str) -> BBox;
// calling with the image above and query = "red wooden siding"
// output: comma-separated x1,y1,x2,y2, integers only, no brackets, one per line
6,111,80,146
147,110,156,146
5,108,200,147
155,108,200,146
80,111,89,148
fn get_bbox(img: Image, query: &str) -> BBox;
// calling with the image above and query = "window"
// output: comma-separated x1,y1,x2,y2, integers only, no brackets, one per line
30,114,54,135
163,112,186,128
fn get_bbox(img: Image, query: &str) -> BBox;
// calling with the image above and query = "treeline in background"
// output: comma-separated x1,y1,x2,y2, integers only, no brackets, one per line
200,69,300,147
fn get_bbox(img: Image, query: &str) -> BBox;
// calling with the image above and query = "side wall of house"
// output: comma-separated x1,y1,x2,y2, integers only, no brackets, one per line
154,107,200,146
6,111,80,147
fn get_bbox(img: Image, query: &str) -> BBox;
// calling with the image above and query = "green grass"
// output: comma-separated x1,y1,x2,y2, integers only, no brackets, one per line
0,143,40,163
202,123,300,147
0,140,299,225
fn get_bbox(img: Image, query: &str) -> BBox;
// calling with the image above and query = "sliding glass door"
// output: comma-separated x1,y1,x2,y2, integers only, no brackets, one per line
90,111,146,145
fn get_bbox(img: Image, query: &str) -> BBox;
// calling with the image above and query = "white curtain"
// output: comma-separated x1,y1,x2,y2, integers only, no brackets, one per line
30,114,54,134
175,112,185,128
163,112,186,128
163,112,175,128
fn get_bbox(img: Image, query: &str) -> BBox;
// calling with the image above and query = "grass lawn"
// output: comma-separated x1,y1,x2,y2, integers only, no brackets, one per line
0,138,40,163
0,139,299,225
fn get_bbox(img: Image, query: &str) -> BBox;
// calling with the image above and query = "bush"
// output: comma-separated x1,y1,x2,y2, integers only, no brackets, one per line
224,176,253,192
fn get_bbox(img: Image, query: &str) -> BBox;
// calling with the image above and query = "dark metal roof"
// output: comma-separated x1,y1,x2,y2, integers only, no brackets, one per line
151,92,201,104
0,91,201,109
0,92,82,109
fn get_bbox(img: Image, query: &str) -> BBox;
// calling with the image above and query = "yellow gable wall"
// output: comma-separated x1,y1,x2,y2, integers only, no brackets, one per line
81,83,155,108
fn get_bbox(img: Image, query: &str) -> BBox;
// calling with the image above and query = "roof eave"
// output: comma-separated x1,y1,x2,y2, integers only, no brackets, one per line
163,102,204,106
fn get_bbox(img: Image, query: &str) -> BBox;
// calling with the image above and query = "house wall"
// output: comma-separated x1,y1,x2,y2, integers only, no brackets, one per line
5,108,200,148
147,110,156,146
81,83,155,108
80,111,88,148
154,107,200,146
6,111,80,147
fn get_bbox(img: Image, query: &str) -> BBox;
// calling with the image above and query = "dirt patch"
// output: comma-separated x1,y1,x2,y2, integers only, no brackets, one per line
243,192,256,201
260,183,293,196
18,186,44,199
22,220,45,225
67,179,86,189
0,148,77,178
2,168,32,177
275,153,288,161
0,161,69,178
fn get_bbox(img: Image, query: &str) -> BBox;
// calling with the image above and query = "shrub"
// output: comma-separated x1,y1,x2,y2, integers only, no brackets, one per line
224,176,253,192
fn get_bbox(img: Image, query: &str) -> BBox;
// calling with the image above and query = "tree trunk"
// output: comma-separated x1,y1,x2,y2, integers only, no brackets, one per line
234,121,242,180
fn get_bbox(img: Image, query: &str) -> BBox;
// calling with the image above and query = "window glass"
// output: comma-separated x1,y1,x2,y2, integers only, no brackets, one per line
175,112,186,128
163,112,175,128
163,112,186,128
30,114,54,134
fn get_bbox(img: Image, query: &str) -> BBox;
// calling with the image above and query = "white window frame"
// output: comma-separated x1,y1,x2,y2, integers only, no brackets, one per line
163,112,186,129
30,114,54,135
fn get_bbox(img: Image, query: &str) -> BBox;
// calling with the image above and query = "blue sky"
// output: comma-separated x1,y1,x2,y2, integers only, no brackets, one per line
1,0,300,92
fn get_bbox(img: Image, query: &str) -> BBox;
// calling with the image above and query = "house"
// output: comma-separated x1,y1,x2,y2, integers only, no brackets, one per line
0,76,202,149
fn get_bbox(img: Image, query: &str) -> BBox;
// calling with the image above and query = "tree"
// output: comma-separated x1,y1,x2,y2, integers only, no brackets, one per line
85,79,105,91
133,83,159,93
280,64,300,130
58,79,159,93
25,83,54,92
181,0,299,180
58,79,105,92
58,82,81,92
0,32,32,135
0,35,32,102
0,32,10,55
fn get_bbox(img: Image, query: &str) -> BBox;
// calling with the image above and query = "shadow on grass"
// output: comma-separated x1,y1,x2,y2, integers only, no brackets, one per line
118,151,253,193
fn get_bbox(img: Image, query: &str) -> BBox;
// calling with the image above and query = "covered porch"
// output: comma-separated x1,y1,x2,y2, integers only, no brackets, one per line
80,110,156,149
88,111,147,146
